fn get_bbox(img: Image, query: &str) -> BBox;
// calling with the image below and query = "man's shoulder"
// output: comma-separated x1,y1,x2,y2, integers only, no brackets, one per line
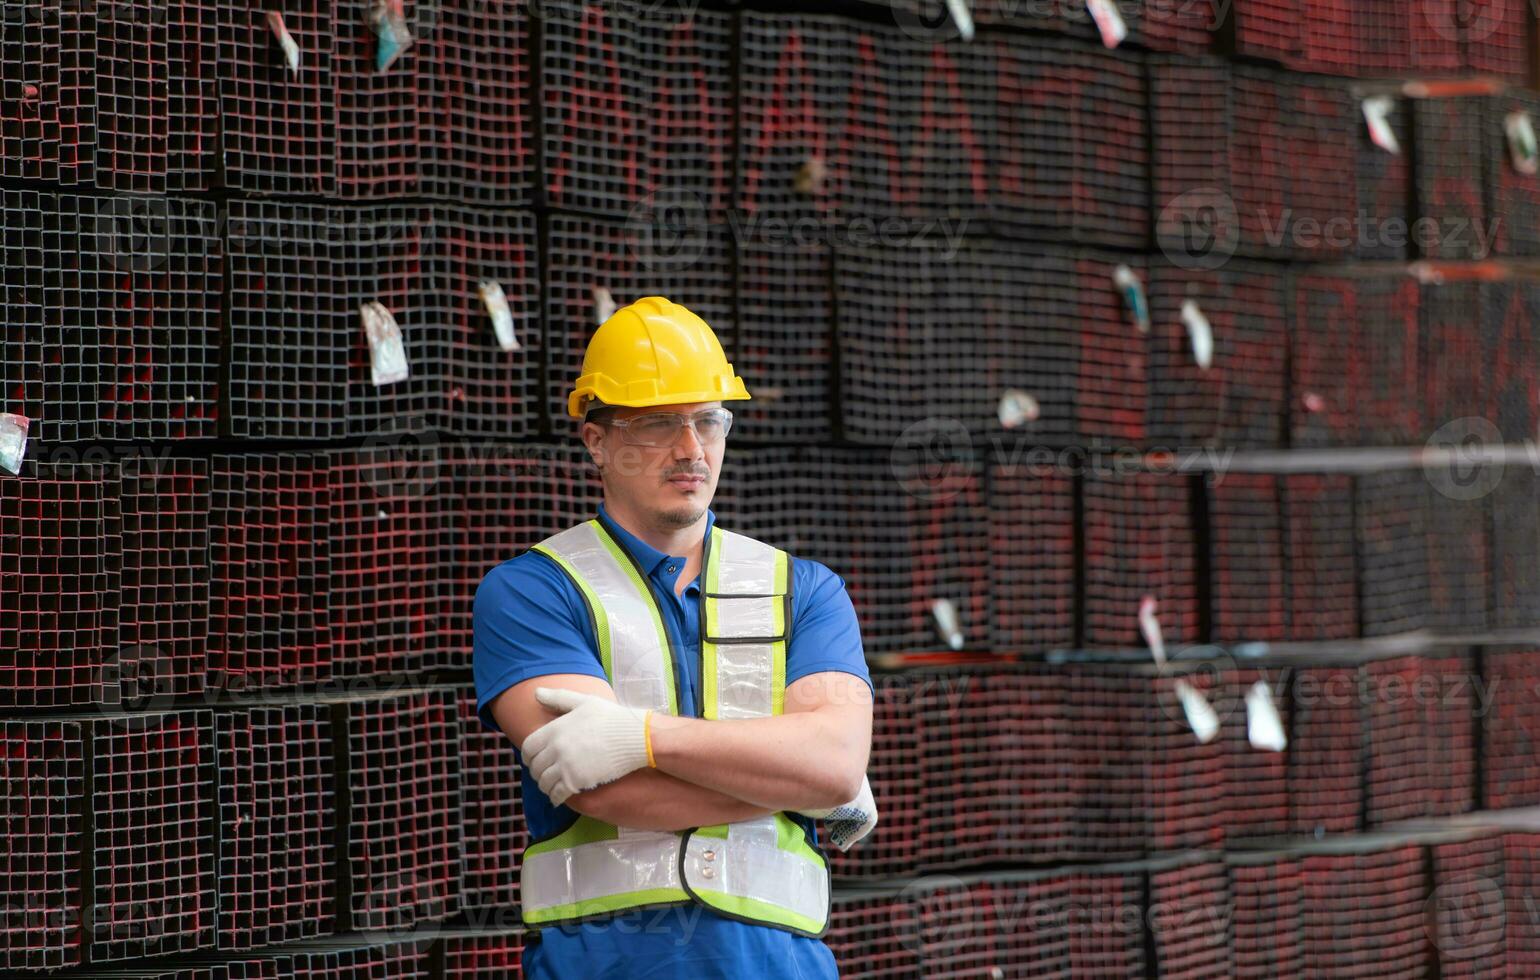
784,551,850,613
788,553,841,587
476,548,579,605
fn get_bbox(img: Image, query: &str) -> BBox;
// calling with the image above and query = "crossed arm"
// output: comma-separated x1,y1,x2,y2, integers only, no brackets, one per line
488,671,873,832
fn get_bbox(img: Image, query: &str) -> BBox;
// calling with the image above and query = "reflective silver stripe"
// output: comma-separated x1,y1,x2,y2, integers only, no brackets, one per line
705,529,782,720
683,820,829,927
523,521,683,919
712,642,775,720
706,595,781,639
711,528,780,595
689,530,829,931
523,830,684,917
538,521,673,713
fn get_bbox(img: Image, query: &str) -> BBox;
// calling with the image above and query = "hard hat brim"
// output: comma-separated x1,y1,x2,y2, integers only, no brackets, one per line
568,383,751,420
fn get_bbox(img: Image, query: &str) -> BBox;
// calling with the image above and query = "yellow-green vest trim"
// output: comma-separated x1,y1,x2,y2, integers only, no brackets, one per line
519,519,832,938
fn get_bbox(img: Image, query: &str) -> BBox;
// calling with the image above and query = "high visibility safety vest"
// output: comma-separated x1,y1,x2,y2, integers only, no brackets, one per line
518,519,833,937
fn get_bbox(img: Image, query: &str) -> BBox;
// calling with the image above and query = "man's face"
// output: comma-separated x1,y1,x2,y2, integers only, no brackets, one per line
581,400,725,531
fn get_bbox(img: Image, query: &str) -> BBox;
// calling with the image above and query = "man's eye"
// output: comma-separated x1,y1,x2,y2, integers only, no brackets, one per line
635,417,679,437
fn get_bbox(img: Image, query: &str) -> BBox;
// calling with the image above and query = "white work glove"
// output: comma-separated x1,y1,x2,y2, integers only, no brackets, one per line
522,687,651,807
798,774,878,852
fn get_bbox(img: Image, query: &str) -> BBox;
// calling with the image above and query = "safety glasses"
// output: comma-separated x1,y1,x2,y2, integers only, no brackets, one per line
597,408,734,448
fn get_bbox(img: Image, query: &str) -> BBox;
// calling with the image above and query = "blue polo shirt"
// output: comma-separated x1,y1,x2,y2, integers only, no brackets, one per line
472,503,873,980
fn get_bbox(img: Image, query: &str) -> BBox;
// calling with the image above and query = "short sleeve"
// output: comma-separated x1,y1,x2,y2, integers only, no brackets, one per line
472,552,607,733
785,557,873,696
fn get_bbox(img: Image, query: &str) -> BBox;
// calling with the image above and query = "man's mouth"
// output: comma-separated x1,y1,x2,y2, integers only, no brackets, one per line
667,473,706,490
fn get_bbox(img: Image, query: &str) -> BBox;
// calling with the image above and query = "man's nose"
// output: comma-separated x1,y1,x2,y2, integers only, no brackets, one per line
673,421,705,458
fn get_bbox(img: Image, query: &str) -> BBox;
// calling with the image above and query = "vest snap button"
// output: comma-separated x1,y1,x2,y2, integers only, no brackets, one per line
703,850,715,861
702,867,715,879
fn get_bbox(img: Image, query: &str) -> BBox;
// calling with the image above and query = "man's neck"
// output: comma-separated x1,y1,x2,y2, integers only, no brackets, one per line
603,498,707,562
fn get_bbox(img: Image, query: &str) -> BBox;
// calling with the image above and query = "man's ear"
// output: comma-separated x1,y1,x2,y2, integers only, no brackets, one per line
580,421,608,471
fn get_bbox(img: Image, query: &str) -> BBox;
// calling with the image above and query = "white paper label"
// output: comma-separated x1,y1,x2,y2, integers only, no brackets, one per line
945,0,975,40
1507,111,1538,176
794,156,827,196
593,285,618,325
997,389,1040,429
369,0,414,72
1246,679,1287,751
267,12,301,74
0,414,28,474
478,279,520,351
1086,0,1128,48
361,301,409,386
1114,264,1150,334
1138,594,1166,666
1175,678,1220,744
931,598,964,650
1362,96,1401,155
1181,299,1214,370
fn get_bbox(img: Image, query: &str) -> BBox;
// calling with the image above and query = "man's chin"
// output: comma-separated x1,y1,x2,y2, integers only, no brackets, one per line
654,502,707,530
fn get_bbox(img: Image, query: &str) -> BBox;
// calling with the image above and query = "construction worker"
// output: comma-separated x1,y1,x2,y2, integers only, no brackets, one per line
474,296,878,979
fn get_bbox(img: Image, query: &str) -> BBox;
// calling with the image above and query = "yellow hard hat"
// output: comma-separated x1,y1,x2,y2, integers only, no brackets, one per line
567,296,751,419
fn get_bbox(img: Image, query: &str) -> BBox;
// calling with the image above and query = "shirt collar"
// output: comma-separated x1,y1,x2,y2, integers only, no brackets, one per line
595,502,715,582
